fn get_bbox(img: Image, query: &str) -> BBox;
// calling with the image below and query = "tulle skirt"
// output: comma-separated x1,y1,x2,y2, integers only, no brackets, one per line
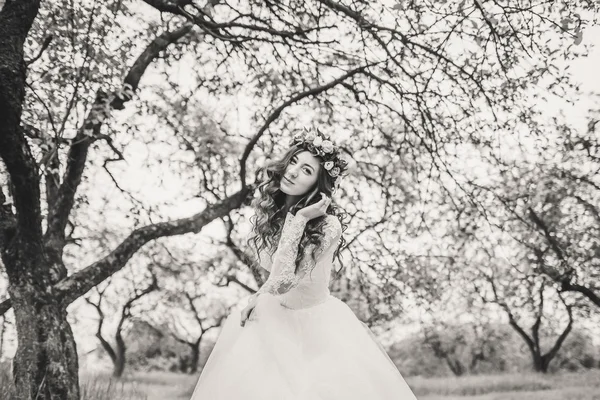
190,293,418,400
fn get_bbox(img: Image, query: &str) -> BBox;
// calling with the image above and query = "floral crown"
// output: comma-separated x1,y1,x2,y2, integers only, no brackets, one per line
289,128,349,183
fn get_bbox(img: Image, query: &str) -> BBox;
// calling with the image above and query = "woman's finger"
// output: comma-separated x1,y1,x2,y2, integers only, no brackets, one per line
240,304,256,327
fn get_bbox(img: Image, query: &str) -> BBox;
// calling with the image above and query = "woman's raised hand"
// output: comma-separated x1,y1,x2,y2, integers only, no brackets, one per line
297,192,331,220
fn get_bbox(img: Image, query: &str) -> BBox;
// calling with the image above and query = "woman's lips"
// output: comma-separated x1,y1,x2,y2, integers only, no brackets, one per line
283,177,294,185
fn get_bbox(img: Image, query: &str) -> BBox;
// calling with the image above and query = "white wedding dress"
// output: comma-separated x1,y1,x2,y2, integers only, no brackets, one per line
190,212,418,400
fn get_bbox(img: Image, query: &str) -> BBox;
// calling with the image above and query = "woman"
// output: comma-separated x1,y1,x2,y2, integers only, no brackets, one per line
189,129,418,399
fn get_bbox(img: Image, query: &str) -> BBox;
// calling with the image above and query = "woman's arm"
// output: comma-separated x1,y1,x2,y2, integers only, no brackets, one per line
253,213,341,298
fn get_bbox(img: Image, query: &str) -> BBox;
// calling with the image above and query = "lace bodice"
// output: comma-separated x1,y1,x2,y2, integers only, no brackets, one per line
253,212,342,309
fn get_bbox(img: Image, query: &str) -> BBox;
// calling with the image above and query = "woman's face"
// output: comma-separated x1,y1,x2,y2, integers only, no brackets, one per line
279,150,321,196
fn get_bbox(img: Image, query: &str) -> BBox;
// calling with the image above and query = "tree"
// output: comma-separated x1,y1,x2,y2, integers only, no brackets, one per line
85,270,158,377
524,113,600,308
460,111,600,310
1,0,597,398
140,245,240,373
473,263,576,373
422,319,512,376
166,292,227,374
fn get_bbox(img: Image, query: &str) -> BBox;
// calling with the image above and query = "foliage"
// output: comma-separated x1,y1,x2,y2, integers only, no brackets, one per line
2,0,600,397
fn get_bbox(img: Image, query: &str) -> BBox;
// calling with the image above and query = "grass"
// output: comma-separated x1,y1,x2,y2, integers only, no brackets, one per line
420,387,600,400
0,363,147,400
2,363,600,399
411,370,600,400
109,368,600,400
79,374,147,400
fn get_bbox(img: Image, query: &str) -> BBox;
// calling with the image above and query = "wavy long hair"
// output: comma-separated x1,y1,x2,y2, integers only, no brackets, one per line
246,144,348,277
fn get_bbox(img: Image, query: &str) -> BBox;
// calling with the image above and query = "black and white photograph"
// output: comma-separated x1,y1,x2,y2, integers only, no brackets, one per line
0,0,599,399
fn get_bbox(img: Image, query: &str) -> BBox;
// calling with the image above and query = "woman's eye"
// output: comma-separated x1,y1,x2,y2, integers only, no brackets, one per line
290,158,310,174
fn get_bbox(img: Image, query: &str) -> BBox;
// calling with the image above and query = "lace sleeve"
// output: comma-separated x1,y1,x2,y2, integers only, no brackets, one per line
256,213,342,297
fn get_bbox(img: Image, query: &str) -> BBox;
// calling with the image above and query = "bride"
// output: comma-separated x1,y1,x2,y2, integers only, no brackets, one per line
189,129,418,399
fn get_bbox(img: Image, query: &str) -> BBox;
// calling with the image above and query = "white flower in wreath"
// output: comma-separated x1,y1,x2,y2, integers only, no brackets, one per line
312,135,323,147
321,140,334,153
323,161,335,171
330,166,340,177
304,131,317,142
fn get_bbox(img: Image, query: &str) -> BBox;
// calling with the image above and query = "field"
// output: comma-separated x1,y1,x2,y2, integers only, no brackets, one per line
2,366,599,399
84,369,600,399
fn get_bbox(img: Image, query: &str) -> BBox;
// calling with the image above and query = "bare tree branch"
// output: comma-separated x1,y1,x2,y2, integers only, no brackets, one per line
239,63,376,187
54,187,251,307
0,186,252,314
528,206,600,307
25,35,53,66
44,23,194,249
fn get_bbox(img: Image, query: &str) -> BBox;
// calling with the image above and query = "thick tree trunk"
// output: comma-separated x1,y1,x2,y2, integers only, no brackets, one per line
96,331,125,379
189,344,200,374
112,355,125,378
532,354,550,373
112,332,126,378
1,1,80,397
514,313,572,374
445,358,465,377
8,271,79,399
469,351,485,371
